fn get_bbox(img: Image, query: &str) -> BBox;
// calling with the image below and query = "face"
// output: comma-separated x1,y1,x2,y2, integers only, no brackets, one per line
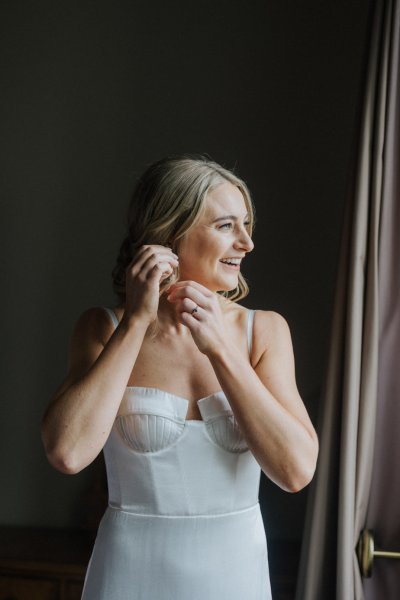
177,181,254,292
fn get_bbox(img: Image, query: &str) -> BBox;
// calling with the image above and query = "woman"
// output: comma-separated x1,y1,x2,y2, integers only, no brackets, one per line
41,155,318,600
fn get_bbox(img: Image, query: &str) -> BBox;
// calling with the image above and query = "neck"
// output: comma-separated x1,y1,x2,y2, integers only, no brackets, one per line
155,294,189,337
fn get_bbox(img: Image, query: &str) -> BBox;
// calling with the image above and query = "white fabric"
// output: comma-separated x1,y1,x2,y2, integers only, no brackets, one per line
81,307,272,600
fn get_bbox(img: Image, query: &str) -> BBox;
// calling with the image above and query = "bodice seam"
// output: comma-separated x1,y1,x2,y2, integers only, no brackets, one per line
106,501,260,519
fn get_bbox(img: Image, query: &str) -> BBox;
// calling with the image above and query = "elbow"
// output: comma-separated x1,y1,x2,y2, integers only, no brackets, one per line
286,468,315,493
41,425,85,475
262,432,319,493
286,438,319,494
266,461,317,494
43,442,84,475
46,450,84,475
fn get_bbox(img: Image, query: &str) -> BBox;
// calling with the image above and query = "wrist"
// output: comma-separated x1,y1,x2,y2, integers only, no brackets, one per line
119,312,150,334
206,340,231,363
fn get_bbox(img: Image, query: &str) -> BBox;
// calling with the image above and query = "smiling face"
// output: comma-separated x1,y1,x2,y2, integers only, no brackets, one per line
176,181,254,292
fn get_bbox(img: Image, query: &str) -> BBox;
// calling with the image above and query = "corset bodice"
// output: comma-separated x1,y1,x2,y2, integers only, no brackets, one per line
103,386,262,516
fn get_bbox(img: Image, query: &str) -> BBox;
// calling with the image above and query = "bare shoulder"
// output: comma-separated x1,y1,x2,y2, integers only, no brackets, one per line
252,310,292,364
50,307,113,401
254,309,290,337
72,306,115,347
66,306,117,374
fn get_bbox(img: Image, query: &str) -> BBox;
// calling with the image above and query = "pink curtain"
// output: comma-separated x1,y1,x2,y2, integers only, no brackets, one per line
295,1,400,598
364,0,400,597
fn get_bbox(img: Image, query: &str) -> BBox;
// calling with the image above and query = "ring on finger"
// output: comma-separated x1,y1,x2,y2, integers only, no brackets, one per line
191,304,199,315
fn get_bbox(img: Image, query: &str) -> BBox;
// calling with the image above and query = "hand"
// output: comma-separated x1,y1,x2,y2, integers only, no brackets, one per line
166,280,231,356
123,245,179,326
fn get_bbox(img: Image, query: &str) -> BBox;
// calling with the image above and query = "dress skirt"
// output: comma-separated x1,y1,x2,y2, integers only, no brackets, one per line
81,503,271,600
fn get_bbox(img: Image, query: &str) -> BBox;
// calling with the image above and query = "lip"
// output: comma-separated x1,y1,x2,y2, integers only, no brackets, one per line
220,256,245,260
220,261,241,271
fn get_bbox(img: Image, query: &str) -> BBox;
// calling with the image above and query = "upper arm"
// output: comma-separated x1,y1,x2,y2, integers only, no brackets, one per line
51,307,114,401
253,310,317,442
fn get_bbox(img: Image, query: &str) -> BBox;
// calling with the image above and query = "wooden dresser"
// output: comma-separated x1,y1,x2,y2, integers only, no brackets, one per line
0,527,95,600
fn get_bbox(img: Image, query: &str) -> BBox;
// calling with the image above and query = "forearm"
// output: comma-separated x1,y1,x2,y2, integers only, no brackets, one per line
42,316,148,473
208,345,318,492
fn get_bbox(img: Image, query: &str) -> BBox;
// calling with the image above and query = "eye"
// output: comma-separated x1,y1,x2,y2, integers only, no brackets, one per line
218,221,251,231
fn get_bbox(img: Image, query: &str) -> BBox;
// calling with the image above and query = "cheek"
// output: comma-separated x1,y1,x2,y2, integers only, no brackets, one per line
201,241,223,267
182,235,216,259
178,231,225,269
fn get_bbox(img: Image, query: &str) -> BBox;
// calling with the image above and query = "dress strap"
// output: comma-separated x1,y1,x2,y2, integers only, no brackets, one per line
247,309,255,357
102,306,119,330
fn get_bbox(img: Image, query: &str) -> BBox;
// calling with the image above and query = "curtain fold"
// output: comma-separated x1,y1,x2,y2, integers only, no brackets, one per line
295,1,398,598
364,0,400,597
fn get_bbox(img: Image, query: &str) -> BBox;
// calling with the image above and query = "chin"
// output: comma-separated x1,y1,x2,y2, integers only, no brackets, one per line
214,277,239,292
189,271,238,292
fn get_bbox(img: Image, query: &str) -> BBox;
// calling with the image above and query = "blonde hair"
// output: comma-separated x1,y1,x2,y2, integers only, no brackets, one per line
112,154,255,311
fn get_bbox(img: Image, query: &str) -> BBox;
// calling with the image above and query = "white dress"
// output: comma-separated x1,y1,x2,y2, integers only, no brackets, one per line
81,307,272,600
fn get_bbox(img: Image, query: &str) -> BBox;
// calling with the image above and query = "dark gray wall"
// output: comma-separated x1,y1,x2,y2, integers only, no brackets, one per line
1,1,370,541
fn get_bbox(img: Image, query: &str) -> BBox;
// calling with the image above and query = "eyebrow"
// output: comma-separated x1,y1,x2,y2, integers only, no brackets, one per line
211,214,249,223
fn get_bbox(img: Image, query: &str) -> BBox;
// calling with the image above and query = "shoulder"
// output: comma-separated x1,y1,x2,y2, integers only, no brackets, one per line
254,309,290,335
71,306,115,347
251,310,293,363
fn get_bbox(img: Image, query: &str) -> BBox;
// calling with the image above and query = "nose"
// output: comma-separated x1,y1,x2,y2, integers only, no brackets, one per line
234,226,254,253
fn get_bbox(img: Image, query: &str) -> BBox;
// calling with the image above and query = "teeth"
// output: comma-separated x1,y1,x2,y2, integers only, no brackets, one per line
221,258,241,265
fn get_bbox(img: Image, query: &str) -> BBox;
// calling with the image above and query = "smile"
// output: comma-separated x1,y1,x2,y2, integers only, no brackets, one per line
220,261,240,271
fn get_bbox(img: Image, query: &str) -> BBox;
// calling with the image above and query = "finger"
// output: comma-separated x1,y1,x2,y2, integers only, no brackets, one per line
178,303,202,327
141,253,178,269
146,260,174,280
138,244,178,256
148,262,171,283
148,245,179,259
167,285,208,309
180,297,202,318
135,253,178,276
159,263,175,281
168,280,213,297
151,244,179,256
135,247,178,266
179,311,194,329
180,309,200,327
126,245,153,268
129,246,179,270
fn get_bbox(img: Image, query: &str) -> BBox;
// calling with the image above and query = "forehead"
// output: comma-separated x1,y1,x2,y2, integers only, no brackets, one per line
203,181,248,218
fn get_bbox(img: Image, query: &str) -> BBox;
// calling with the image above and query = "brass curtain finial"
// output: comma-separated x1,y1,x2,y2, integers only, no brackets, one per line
357,529,400,577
